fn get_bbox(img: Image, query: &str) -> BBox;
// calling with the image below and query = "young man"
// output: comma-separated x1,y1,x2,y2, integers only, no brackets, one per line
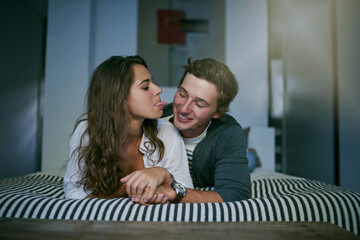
155,57,251,203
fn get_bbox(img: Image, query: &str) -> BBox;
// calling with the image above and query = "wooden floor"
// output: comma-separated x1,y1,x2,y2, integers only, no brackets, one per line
0,218,358,240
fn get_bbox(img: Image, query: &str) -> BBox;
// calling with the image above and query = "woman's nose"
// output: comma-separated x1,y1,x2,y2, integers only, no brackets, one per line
153,84,162,95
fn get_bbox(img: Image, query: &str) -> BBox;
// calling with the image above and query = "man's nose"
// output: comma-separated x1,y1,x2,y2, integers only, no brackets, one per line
180,100,192,114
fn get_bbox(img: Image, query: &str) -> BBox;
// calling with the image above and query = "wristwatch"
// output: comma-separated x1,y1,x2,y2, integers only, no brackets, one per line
170,177,187,203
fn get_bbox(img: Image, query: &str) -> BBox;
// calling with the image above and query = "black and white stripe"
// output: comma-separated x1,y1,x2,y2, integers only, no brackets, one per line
186,149,200,187
0,173,359,235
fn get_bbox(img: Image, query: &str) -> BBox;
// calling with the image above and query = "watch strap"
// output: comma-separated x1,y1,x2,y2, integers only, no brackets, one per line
169,178,186,203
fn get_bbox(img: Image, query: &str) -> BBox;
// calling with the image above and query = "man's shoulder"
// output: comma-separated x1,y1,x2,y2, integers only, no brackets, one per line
198,114,244,146
162,103,173,117
210,113,242,131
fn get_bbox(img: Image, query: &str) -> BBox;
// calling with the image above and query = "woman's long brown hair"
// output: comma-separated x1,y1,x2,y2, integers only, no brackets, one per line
72,56,164,197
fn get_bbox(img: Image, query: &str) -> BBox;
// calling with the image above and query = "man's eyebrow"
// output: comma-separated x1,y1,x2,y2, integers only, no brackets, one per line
179,87,188,93
180,87,210,106
195,97,210,106
137,79,150,87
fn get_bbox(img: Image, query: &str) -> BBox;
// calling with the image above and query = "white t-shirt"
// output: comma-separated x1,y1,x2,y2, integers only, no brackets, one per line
64,118,193,199
182,123,210,187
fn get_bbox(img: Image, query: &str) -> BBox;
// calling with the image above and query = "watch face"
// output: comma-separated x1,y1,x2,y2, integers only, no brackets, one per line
175,182,186,192
171,181,187,202
173,182,186,196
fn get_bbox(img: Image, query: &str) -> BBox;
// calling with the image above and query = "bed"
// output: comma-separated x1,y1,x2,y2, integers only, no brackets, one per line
0,127,359,235
0,167,359,235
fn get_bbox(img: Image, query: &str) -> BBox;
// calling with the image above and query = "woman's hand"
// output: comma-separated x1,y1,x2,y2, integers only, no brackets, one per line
120,167,171,204
146,183,176,204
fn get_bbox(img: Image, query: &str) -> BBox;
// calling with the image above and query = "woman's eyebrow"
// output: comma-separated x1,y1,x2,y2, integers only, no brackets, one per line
137,79,150,87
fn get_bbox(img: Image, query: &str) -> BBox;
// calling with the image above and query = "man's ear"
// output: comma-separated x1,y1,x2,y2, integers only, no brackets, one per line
213,110,225,119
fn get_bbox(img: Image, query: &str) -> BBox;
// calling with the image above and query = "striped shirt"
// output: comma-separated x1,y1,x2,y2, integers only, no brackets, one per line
177,121,212,187
163,115,211,187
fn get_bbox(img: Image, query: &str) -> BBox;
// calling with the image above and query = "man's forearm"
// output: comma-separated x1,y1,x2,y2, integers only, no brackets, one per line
147,183,223,204
180,188,223,203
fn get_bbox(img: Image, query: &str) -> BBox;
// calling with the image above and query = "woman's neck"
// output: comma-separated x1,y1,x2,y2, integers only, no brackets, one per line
126,119,144,143
120,119,145,175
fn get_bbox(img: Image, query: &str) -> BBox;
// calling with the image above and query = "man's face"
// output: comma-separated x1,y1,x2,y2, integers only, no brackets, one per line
172,73,221,138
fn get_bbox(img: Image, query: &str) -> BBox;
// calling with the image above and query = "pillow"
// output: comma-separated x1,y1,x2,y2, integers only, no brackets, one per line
243,127,261,172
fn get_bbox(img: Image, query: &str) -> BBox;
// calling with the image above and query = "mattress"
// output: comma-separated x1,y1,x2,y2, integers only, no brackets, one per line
0,168,359,235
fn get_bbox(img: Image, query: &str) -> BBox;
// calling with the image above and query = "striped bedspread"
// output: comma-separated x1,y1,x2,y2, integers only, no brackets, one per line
0,169,359,235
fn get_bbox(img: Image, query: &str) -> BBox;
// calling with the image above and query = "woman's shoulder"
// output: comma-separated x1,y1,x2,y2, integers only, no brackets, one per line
73,120,87,136
69,119,88,146
157,118,176,130
156,118,181,140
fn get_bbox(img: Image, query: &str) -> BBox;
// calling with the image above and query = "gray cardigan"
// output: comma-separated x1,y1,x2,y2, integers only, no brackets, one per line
163,104,251,201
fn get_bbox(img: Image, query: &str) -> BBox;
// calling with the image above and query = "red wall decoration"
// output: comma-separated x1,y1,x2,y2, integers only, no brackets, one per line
157,9,186,45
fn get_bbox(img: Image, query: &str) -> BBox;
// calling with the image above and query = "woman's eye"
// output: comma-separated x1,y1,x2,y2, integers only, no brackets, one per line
143,87,149,91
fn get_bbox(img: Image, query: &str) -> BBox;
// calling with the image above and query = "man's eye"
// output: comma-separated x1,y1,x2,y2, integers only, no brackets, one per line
179,91,186,97
195,101,207,108
143,87,149,90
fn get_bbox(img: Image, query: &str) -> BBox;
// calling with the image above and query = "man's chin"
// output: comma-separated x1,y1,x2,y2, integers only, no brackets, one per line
173,119,190,132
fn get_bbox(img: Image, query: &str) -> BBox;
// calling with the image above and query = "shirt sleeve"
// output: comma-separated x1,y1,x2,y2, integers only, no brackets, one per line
212,126,251,201
156,120,194,189
63,122,89,199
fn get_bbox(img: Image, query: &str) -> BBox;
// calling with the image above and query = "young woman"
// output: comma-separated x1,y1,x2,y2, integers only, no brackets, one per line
64,56,193,202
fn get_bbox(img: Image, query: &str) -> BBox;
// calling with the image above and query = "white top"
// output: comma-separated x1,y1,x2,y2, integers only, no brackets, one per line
182,120,211,152
64,118,194,199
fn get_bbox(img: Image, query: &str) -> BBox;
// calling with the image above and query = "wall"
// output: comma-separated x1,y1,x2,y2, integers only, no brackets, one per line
337,0,360,191
283,0,335,184
41,0,138,171
0,0,46,178
268,0,360,191
90,0,138,70
41,0,92,171
225,0,269,128
138,0,225,87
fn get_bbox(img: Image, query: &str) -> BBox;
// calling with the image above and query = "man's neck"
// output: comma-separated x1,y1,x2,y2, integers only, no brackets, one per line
180,120,212,139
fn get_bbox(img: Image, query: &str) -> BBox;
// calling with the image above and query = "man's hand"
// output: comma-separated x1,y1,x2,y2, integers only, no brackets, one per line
120,167,171,204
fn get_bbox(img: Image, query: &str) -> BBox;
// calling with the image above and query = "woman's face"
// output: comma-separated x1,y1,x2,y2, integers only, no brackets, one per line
127,64,166,121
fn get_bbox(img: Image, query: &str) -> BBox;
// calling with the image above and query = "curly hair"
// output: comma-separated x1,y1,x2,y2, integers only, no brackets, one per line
72,56,164,197
178,58,238,114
